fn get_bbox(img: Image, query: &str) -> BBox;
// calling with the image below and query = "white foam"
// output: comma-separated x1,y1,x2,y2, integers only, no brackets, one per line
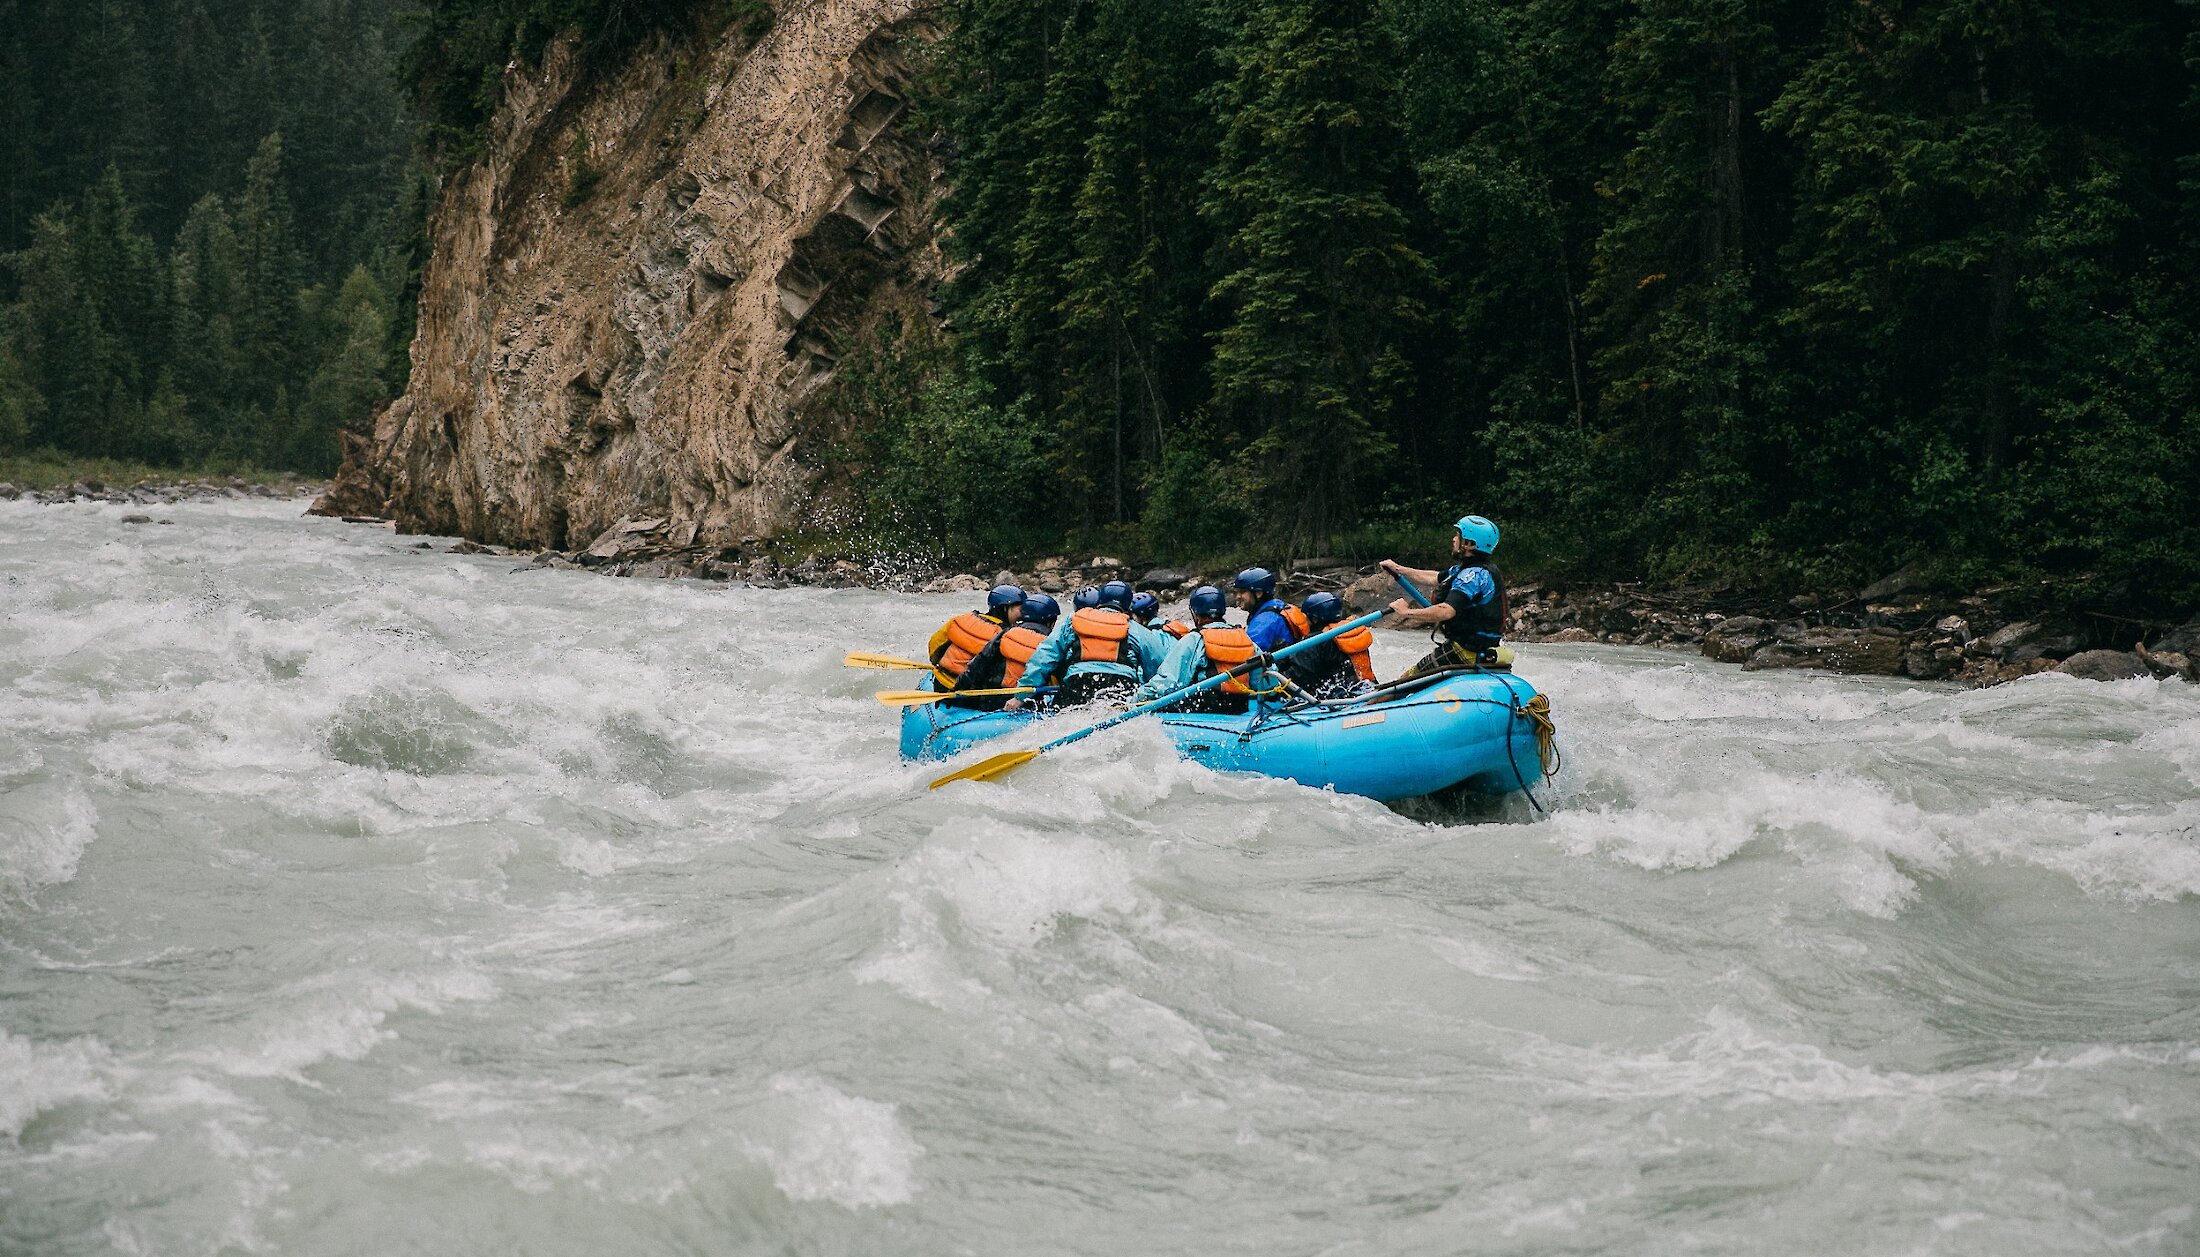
0,1030,113,1138
746,1074,922,1208
901,823,1141,948
0,784,97,904
463,1130,616,1194
180,969,496,1079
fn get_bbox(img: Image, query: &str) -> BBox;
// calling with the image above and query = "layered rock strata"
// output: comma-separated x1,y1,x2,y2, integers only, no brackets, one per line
319,0,941,548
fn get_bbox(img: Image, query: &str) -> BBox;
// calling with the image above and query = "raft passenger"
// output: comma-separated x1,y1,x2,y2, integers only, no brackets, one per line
950,592,1058,710
927,583,1024,693
1128,584,1271,715
1279,592,1377,698
1382,514,1509,679
1014,579,1171,709
1232,567,1303,652
1132,590,1189,638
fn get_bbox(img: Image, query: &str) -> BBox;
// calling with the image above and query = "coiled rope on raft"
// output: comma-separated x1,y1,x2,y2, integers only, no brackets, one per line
1489,675,1560,815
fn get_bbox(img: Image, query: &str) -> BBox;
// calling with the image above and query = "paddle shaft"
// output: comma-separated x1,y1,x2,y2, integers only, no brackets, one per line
1030,610,1389,755
1391,570,1433,608
880,686,1054,706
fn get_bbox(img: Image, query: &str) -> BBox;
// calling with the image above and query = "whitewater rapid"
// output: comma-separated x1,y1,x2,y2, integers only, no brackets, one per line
2,498,2196,1255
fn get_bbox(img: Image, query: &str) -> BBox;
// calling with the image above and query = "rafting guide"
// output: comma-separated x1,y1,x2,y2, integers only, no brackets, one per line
1382,514,1516,677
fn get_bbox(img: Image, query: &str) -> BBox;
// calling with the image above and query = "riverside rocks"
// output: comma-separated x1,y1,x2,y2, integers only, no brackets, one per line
7,477,322,507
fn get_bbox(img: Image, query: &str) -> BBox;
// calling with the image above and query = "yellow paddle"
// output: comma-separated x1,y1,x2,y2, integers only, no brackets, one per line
844,651,933,671
929,610,1388,789
875,687,1039,707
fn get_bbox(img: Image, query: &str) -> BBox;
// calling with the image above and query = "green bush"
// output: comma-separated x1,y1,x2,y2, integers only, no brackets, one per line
860,370,1050,556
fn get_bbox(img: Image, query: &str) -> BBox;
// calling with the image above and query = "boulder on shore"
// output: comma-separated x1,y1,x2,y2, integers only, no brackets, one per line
1700,615,1772,664
1858,562,1932,603
1743,627,1903,675
2054,650,2150,681
2152,616,2200,656
1982,620,2086,664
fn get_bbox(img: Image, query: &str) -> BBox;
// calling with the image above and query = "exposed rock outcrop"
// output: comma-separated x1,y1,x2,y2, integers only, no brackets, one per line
318,1,942,548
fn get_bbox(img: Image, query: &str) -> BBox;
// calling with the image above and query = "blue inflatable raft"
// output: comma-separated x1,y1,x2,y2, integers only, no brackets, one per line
899,670,1553,802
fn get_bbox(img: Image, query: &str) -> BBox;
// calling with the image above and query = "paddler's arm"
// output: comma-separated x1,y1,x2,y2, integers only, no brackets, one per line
1386,598,1454,627
1379,558,1441,589
1129,631,1203,704
1127,622,1171,681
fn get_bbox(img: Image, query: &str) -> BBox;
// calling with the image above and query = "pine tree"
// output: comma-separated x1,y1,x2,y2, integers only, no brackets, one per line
1058,0,1221,525
13,211,115,453
0,327,38,452
1398,0,1626,542
234,134,305,416
169,192,248,437
1202,0,1434,552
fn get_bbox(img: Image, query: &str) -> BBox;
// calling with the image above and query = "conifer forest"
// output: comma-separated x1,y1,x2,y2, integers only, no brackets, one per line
5,0,2199,607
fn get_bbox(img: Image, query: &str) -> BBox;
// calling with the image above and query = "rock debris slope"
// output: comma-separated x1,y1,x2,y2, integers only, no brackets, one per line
321,0,941,548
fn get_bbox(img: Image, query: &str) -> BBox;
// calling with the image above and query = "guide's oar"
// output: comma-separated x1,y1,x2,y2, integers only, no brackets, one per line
875,686,1047,707
930,611,1387,789
844,651,932,671
1391,569,1432,608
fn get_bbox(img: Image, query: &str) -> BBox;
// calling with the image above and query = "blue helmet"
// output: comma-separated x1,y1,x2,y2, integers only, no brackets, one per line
1097,579,1134,611
1130,591,1160,621
1232,567,1277,599
1021,593,1060,627
1301,591,1345,627
1073,586,1101,610
1188,585,1227,620
987,583,1026,614
1455,514,1500,553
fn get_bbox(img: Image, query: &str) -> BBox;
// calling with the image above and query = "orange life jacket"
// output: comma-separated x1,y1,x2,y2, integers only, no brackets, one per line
1280,605,1313,641
998,625,1047,687
1154,619,1192,639
1333,624,1378,683
1070,607,1134,666
932,612,1006,687
1198,623,1260,695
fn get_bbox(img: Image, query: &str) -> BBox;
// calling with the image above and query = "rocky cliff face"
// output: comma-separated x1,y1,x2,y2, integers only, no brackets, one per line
319,1,941,548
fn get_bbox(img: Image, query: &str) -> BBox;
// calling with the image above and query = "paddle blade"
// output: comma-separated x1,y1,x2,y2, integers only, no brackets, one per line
929,749,1040,789
876,689,950,706
844,652,932,671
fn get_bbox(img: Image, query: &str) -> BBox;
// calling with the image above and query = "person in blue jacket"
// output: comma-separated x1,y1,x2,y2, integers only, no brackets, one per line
1010,580,1172,710
1230,567,1302,652
1382,514,1508,678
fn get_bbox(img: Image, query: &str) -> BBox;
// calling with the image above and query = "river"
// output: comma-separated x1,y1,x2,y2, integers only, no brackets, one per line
3,497,2197,1256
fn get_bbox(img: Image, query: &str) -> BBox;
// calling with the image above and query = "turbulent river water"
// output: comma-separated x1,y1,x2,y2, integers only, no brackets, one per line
3,498,2198,1256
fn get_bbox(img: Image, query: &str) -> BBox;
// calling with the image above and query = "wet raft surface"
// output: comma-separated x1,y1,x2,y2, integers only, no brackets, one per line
3,498,2198,1255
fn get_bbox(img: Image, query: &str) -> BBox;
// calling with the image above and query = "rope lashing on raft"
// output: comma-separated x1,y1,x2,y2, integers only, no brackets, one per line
1485,673,1560,816
1520,692,1561,780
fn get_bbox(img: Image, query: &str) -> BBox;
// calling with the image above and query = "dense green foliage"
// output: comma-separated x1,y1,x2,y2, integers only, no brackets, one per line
8,0,2194,605
924,0,2200,605
0,0,422,473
